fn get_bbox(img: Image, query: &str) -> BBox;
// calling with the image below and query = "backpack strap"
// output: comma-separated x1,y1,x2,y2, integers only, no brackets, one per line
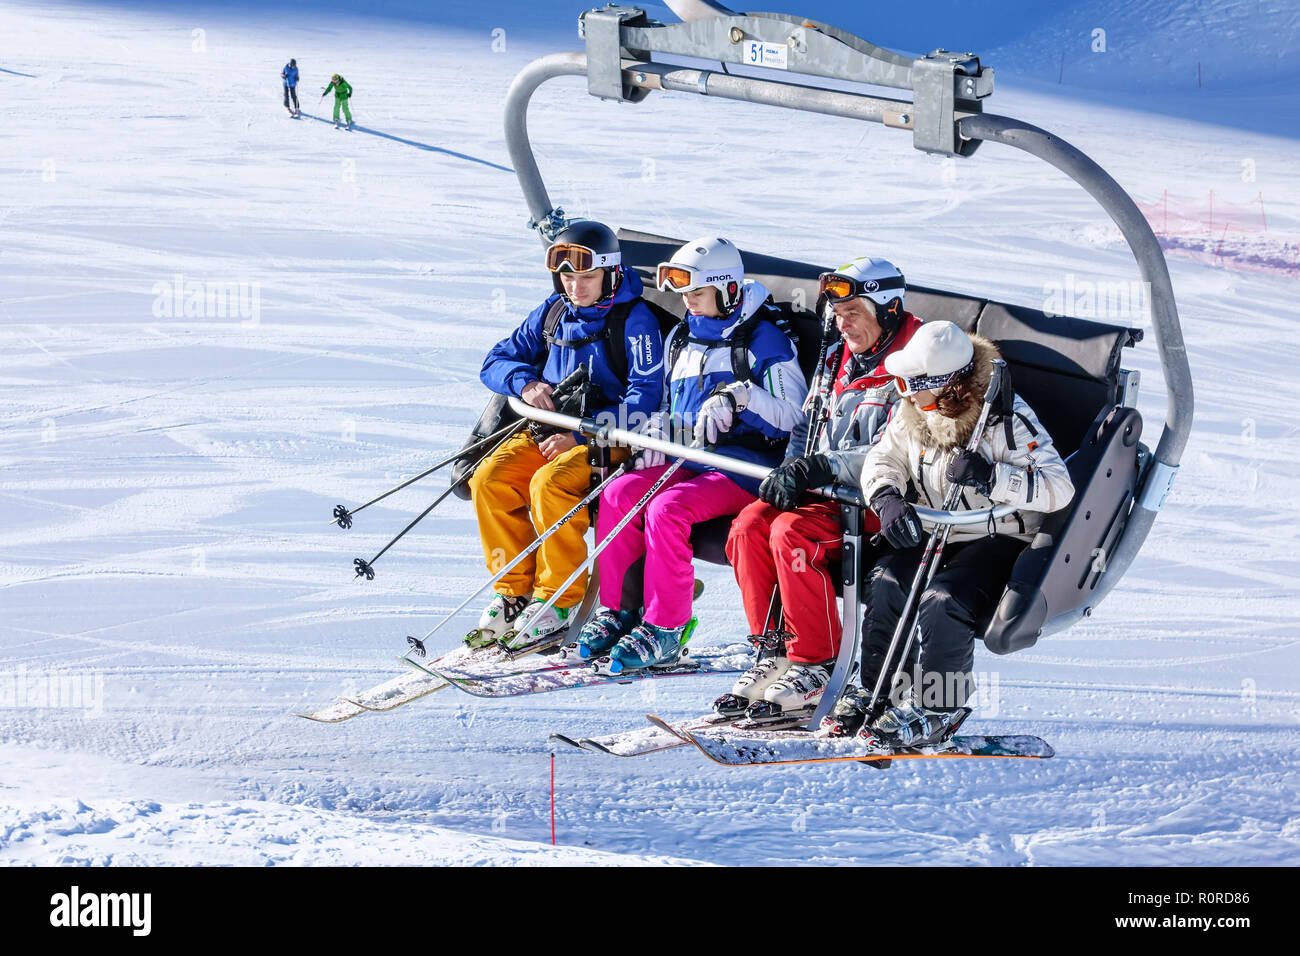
542,297,647,400
667,300,795,395
990,362,1019,450
599,300,636,384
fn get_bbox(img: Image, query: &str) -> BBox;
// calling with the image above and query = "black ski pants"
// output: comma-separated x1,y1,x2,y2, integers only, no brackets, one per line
283,85,299,110
861,534,1025,709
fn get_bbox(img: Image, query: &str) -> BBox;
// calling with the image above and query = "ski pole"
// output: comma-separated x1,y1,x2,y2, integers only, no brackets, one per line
352,422,523,580
501,450,696,655
330,417,521,529
864,360,1006,715
406,459,632,654
802,302,843,456
336,368,590,529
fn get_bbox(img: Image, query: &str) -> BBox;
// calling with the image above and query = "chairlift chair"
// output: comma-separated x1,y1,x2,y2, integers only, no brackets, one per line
499,1,1193,725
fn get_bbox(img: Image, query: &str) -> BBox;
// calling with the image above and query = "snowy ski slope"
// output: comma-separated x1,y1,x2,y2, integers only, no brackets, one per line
1,0,1298,865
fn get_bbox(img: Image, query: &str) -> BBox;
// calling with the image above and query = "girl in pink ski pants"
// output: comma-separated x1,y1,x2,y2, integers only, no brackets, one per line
596,465,755,628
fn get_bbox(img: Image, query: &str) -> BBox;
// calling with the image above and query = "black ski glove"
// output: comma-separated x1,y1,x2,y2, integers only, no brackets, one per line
759,454,836,512
945,448,994,497
871,487,922,549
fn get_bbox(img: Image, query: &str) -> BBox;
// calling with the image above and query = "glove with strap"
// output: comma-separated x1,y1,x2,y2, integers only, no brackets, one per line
945,448,994,497
870,487,922,549
693,382,751,446
759,454,836,512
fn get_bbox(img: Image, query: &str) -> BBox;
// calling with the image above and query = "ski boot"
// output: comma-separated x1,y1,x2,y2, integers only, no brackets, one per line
712,630,790,719
601,619,695,676
499,600,573,654
816,684,880,738
862,702,971,750
744,660,833,724
560,607,636,662
464,592,530,648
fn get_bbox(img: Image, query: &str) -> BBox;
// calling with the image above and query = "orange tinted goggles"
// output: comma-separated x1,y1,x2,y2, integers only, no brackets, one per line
819,274,856,300
656,263,697,292
818,271,905,301
546,243,596,274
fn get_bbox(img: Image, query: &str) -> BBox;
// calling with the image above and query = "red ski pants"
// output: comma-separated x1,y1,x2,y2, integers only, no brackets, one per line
726,499,876,664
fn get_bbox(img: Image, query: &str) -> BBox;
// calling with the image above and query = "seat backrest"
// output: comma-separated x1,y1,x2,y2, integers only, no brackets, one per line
617,229,1140,458
973,302,1141,458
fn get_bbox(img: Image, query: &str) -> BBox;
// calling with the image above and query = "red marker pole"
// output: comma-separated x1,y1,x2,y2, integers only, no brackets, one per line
550,754,556,845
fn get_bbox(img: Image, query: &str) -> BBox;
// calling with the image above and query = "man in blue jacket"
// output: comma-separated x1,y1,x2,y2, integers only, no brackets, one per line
281,59,299,117
466,221,665,648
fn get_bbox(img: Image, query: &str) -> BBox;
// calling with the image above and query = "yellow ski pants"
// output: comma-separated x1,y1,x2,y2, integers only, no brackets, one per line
469,431,594,608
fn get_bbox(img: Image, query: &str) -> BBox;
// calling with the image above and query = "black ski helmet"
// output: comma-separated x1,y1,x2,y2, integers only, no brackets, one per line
546,220,622,301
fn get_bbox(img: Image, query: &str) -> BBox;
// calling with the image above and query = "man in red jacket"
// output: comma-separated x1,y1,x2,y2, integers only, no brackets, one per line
720,257,923,720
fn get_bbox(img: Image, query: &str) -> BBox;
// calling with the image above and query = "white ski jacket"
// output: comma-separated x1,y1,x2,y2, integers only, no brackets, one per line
859,336,1075,543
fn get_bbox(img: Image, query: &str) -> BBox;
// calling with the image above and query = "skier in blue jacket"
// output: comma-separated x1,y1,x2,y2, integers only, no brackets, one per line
467,221,665,650
281,59,299,116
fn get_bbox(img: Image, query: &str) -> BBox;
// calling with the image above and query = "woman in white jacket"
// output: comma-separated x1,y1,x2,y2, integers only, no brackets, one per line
835,320,1075,748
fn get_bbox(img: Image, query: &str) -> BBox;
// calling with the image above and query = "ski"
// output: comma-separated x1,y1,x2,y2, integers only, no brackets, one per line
429,642,752,699
295,698,369,723
550,713,738,758
674,726,1056,767
297,641,530,722
342,669,449,712
296,668,450,722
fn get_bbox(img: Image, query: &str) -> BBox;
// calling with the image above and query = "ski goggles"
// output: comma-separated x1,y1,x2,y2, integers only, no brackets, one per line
892,360,975,396
818,271,905,302
546,243,601,274
656,263,701,293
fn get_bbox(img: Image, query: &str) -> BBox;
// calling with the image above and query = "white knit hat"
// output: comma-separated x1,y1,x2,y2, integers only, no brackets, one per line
883,320,975,394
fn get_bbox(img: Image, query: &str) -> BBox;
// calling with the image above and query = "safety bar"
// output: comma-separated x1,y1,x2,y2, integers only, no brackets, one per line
507,397,1018,527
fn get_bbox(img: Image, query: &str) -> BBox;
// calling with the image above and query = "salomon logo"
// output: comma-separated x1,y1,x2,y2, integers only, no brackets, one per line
627,334,663,376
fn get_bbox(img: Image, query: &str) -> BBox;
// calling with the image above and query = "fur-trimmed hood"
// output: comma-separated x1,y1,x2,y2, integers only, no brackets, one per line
894,334,1001,449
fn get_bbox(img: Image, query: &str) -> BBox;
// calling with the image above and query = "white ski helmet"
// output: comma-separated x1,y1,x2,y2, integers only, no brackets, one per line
656,236,745,314
819,257,906,332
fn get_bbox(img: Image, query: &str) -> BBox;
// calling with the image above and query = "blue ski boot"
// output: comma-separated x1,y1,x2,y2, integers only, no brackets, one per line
604,619,695,675
563,607,636,662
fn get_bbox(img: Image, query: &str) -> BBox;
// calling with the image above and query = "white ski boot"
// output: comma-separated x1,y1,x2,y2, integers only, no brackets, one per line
500,599,573,652
712,630,790,718
464,592,530,648
746,660,833,722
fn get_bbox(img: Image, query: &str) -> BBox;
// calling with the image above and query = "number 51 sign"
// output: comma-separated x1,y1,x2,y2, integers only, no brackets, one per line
743,39,789,70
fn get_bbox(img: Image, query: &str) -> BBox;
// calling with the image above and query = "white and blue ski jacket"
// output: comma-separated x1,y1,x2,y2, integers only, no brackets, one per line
662,279,806,492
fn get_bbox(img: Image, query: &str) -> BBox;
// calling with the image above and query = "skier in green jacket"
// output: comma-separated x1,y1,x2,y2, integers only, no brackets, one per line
321,74,353,130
